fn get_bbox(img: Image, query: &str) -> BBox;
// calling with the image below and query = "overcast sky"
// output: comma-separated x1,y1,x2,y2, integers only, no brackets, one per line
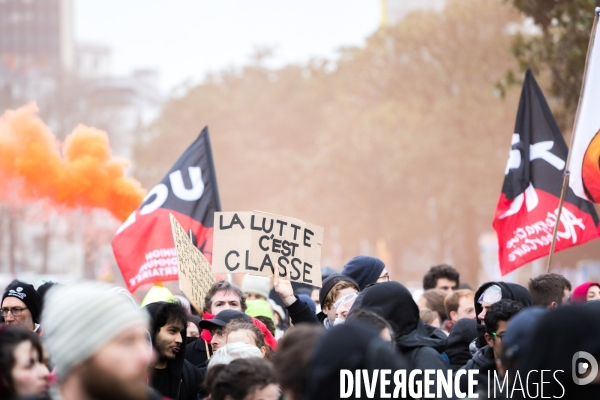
75,0,381,93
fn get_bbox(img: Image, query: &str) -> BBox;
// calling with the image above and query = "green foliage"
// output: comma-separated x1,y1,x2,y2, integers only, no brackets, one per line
503,0,600,130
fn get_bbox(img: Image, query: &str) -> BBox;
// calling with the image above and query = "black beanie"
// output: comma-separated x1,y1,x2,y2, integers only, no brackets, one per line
319,273,360,308
2,280,42,324
341,255,385,290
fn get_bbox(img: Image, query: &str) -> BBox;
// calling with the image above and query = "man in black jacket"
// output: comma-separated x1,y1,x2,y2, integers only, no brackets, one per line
145,301,203,400
460,299,523,395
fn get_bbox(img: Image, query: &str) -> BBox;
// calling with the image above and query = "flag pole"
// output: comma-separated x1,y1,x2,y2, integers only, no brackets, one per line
546,8,600,273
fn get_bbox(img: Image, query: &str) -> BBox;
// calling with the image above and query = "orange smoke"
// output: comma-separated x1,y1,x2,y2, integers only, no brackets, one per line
0,103,146,221
582,130,600,203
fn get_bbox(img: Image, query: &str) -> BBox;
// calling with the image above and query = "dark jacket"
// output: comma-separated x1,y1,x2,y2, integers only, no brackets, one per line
186,335,211,368
286,295,319,325
459,345,498,397
303,323,412,400
474,282,532,348
445,318,478,371
353,281,451,399
145,302,203,400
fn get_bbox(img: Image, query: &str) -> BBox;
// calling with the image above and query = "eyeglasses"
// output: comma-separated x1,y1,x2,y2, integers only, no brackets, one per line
1,307,28,317
377,273,390,282
492,332,504,340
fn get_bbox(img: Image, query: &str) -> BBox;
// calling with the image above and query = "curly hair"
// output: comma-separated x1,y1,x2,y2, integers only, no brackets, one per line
211,358,277,400
423,264,460,290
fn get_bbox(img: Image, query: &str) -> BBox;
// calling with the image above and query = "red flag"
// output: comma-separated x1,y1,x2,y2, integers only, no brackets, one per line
493,70,600,275
112,128,221,292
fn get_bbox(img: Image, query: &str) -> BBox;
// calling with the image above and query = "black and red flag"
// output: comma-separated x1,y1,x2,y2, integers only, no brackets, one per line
493,70,600,275
112,127,221,292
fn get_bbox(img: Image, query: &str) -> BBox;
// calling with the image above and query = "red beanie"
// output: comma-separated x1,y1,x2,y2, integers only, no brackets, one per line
572,282,600,303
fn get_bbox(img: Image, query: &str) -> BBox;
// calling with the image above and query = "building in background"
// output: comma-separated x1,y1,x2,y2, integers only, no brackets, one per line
0,0,162,282
381,0,446,27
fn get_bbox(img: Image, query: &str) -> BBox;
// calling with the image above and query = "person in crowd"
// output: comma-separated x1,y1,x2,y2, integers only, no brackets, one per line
175,295,192,315
2,280,42,334
500,307,547,372
0,326,49,399
297,294,316,313
310,287,320,312
444,318,477,371
514,304,600,398
353,282,449,374
571,281,600,303
346,308,394,345
187,315,201,339
417,289,449,331
241,275,271,301
36,281,58,309
318,274,360,328
43,282,159,400
273,277,320,325
443,289,475,332
210,358,279,400
225,322,274,360
419,308,441,329
474,281,532,348
528,273,572,308
266,299,287,339
460,299,523,394
199,310,253,360
207,342,263,370
332,292,358,324
341,255,388,290
302,323,411,400
273,325,325,400
422,264,460,293
144,301,202,400
245,299,275,334
186,281,247,368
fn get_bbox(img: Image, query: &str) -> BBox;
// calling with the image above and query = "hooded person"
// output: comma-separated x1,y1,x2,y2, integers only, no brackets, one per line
444,318,478,371
351,280,451,395
571,281,600,303
473,282,532,349
341,256,386,290
145,301,203,400
513,304,600,398
2,280,42,333
302,323,411,400
500,307,547,371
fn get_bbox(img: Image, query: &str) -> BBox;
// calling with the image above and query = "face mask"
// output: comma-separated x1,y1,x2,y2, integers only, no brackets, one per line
315,305,321,314
333,318,345,326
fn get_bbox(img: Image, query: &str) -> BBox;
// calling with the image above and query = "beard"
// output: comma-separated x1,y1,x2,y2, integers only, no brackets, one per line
154,336,178,361
79,357,149,400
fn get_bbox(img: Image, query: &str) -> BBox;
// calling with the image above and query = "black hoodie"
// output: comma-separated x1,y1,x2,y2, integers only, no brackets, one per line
473,282,532,348
145,302,202,400
445,318,477,371
303,323,412,400
351,281,452,399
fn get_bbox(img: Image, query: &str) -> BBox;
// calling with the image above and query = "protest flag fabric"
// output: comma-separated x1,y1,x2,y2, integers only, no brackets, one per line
112,127,221,292
568,9,600,203
493,70,600,276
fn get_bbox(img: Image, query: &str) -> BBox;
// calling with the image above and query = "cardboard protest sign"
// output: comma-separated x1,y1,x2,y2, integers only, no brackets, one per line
170,213,216,313
213,211,324,287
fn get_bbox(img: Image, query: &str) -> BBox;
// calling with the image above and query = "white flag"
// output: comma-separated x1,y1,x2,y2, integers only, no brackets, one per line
568,8,600,203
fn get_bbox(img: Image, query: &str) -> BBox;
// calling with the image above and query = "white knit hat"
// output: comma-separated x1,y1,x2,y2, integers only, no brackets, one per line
43,282,148,382
241,274,271,299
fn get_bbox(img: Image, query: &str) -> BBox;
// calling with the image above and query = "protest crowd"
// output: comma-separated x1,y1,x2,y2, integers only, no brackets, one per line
2,258,600,400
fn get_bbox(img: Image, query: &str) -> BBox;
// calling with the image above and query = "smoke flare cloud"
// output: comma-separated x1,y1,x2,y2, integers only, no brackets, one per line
0,103,146,221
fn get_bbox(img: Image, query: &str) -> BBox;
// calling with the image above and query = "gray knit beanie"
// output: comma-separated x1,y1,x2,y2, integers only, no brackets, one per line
43,282,148,382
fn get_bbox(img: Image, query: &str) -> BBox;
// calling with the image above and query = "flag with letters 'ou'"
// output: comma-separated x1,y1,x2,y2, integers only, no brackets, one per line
493,70,600,276
112,127,221,292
